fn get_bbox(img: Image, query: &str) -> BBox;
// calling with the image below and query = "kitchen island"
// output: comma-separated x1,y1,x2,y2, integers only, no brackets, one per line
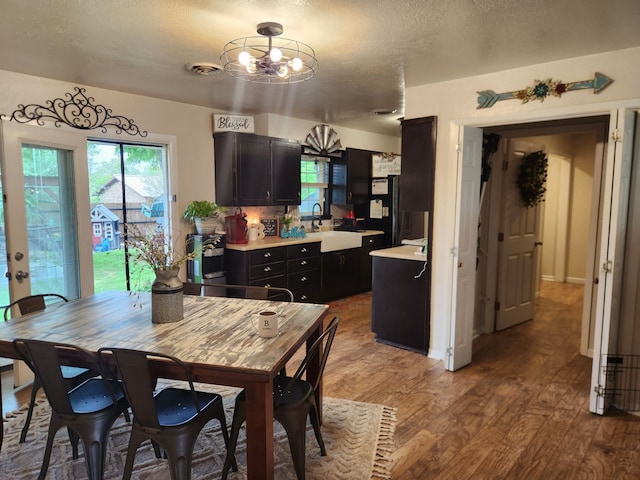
370,245,430,354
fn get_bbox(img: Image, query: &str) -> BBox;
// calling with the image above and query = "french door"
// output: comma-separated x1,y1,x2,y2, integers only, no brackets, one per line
0,120,90,305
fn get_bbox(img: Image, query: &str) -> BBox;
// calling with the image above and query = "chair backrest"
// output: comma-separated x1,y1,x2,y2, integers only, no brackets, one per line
4,293,68,321
98,348,203,429
278,316,339,403
13,339,110,415
185,282,294,302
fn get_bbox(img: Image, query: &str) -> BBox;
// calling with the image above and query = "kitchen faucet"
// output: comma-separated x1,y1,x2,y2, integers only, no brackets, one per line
311,203,323,232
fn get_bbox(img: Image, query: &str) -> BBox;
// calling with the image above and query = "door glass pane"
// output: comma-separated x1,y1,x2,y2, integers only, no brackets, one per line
88,140,168,293
22,144,80,298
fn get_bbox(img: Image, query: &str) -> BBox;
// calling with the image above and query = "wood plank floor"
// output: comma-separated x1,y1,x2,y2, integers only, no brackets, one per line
3,281,640,479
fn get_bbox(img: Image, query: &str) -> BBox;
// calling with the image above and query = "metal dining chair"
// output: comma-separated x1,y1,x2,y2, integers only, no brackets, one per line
221,316,340,480
3,293,99,444
183,282,295,302
98,347,237,480
13,339,129,480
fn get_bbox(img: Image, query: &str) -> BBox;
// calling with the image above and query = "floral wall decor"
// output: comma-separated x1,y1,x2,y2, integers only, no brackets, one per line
477,72,613,109
516,150,548,208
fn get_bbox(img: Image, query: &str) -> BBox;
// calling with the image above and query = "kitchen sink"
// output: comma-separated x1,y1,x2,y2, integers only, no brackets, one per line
307,230,363,252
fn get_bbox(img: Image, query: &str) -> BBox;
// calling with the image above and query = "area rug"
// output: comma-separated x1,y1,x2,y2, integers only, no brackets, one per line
1,384,395,479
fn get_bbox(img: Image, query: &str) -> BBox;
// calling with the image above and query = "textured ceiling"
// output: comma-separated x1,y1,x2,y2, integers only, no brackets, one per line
1,0,639,136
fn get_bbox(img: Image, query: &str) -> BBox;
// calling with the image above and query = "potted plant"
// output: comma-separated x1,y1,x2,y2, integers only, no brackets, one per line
183,201,227,235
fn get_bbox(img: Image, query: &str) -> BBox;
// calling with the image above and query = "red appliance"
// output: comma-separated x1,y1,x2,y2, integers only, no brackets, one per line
225,208,248,244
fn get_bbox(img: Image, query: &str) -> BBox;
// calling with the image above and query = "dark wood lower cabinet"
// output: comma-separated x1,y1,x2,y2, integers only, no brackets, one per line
371,255,430,354
320,249,360,301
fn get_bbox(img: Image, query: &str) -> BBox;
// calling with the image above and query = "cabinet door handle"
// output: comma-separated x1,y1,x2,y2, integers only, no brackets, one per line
264,266,271,272
265,283,271,288
267,191,271,200
348,192,352,202
301,247,307,253
301,260,307,265
301,276,307,282
264,252,271,258
301,295,307,300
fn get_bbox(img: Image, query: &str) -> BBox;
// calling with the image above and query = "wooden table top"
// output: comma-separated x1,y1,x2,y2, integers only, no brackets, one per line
0,291,329,385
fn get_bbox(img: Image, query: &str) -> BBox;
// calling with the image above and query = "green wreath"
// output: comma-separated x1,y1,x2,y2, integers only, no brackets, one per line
516,150,548,208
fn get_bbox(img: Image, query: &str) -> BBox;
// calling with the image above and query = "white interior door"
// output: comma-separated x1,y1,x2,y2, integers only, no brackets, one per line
495,139,544,331
589,109,636,414
447,125,482,371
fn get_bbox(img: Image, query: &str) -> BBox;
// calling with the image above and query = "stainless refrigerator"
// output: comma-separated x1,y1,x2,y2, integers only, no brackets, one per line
353,175,425,246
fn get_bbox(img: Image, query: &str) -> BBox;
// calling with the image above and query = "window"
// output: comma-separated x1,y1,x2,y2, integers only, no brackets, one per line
93,223,102,237
300,155,329,216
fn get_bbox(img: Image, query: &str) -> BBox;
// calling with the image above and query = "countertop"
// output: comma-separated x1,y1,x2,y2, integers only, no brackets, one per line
225,230,385,251
370,245,427,262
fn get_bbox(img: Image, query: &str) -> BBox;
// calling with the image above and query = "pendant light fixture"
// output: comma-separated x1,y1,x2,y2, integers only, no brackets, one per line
220,22,318,84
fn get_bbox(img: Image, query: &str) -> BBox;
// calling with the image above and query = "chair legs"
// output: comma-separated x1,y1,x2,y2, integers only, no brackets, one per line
20,375,42,443
221,395,326,480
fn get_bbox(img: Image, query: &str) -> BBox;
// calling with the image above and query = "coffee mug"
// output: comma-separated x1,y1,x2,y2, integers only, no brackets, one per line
252,310,279,337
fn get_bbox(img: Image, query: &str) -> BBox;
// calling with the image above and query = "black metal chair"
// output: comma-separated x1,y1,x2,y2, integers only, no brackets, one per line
4,293,98,444
221,316,340,480
98,347,237,480
13,339,129,480
183,282,295,302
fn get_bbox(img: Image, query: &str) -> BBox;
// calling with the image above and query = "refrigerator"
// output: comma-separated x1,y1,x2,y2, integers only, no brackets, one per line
353,175,425,246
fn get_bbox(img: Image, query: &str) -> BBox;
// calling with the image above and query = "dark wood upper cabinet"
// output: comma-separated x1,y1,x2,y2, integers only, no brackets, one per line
214,132,301,206
330,147,372,206
400,116,436,212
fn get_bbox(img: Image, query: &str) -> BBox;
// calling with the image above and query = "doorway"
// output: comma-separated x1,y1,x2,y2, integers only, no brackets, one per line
474,116,609,355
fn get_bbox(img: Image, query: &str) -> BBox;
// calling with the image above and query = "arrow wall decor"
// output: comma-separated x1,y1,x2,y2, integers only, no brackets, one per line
477,72,613,109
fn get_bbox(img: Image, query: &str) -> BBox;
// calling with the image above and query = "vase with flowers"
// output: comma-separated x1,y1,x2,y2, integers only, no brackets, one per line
125,224,220,323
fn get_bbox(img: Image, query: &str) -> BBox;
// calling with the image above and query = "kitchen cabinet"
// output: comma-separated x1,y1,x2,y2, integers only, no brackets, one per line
359,233,387,292
330,147,372,206
400,116,436,212
371,250,430,354
225,246,288,297
321,248,360,301
214,132,301,206
225,242,321,303
287,243,321,303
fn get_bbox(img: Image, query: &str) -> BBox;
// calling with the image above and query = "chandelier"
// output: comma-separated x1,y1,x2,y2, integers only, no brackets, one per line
220,22,318,84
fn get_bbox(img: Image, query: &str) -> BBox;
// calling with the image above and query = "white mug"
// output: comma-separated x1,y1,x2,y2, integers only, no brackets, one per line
252,310,279,337
248,223,265,241
248,227,259,241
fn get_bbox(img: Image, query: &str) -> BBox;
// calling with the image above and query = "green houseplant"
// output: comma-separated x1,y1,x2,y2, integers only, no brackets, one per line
183,201,227,235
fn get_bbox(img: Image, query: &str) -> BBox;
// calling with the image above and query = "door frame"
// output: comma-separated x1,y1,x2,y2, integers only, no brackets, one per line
447,100,640,380
0,119,181,301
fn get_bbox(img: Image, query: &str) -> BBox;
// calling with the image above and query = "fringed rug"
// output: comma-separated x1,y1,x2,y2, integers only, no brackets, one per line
1,384,395,479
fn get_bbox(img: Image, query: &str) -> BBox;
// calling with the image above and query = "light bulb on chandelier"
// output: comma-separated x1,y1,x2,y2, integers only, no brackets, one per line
221,22,318,84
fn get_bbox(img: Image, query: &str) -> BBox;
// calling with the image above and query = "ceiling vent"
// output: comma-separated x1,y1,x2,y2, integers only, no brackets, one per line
185,62,223,76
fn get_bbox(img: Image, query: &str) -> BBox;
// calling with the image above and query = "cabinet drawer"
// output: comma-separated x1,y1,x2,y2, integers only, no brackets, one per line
287,256,320,273
249,247,286,265
249,274,287,289
293,286,321,303
249,261,286,279
288,269,320,290
363,234,386,250
287,242,321,259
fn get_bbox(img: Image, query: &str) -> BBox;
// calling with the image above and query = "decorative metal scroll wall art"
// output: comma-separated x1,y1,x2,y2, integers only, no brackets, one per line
303,124,342,156
477,72,613,109
9,87,147,137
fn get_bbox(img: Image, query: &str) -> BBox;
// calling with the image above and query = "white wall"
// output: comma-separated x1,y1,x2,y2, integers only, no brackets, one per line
0,69,398,234
405,46,640,361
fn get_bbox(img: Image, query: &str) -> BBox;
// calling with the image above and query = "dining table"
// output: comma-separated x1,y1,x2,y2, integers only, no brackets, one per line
0,290,329,480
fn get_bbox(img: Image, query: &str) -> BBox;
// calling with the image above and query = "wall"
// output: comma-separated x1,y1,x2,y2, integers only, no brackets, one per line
405,46,640,361
0,69,398,234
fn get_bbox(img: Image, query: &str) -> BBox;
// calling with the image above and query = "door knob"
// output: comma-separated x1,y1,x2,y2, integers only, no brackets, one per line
15,270,29,283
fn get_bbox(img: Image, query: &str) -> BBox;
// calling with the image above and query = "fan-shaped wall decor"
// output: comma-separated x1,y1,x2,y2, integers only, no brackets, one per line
303,124,342,156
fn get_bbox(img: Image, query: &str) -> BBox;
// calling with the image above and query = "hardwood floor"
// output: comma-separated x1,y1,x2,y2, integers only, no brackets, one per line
3,281,640,479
